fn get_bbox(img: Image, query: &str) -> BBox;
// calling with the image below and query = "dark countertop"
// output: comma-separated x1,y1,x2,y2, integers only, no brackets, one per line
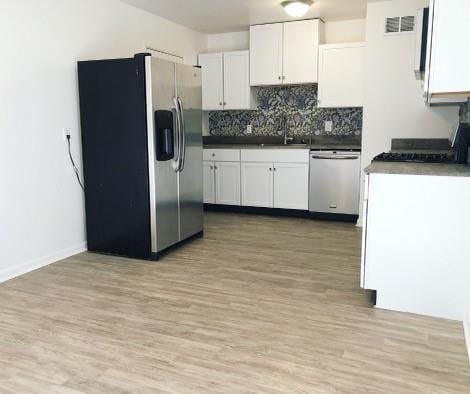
205,143,361,150
203,135,361,151
365,162,470,177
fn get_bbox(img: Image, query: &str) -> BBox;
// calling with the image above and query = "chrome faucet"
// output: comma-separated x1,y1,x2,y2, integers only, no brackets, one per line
282,115,294,145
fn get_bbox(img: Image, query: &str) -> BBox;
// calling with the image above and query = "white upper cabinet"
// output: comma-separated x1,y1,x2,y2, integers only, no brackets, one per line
249,23,283,86
199,51,255,111
199,53,224,110
250,19,323,86
283,20,321,85
424,0,470,103
317,43,366,108
223,51,255,110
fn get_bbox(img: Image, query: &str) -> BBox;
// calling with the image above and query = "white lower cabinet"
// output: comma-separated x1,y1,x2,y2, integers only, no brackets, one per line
203,161,216,203
204,160,241,205
273,163,309,210
241,162,274,208
215,162,241,205
241,161,309,210
205,148,309,211
361,172,470,321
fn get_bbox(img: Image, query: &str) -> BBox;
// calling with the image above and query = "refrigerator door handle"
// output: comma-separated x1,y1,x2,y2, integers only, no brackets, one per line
172,97,181,172
177,97,186,172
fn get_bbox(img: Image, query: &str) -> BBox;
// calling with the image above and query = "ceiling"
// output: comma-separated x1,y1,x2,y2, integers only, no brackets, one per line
120,0,368,34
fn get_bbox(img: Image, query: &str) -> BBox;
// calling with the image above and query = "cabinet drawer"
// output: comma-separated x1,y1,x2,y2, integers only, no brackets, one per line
203,149,240,162
241,149,309,163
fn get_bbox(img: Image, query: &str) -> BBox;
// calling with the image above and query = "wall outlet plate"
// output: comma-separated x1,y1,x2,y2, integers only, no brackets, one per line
246,124,253,135
324,121,333,132
63,128,71,140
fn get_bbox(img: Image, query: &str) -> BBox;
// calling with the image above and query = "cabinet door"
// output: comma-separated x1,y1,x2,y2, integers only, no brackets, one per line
203,161,215,203
241,162,274,207
317,43,365,108
249,23,283,86
283,20,321,84
223,51,251,110
273,163,309,210
199,53,224,110
428,0,470,95
215,161,241,206
360,174,369,289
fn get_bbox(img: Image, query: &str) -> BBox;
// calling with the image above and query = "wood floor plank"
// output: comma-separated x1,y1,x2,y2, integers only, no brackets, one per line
0,212,469,393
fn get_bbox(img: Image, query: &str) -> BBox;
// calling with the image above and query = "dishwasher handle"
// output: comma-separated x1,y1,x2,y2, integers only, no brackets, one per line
311,154,359,160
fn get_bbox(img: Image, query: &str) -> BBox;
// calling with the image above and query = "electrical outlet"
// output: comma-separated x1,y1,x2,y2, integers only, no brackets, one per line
324,121,333,133
246,124,253,135
63,128,71,140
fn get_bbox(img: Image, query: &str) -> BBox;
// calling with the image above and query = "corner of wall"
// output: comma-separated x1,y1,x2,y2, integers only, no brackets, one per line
0,243,87,284
464,311,470,364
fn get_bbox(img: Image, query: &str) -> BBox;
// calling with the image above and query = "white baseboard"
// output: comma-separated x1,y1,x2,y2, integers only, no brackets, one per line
0,242,87,283
464,312,470,365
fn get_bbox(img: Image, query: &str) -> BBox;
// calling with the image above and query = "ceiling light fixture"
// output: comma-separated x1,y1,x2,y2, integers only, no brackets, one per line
281,0,314,18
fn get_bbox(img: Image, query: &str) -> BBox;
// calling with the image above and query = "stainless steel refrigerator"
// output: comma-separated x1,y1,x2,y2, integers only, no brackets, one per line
78,54,203,260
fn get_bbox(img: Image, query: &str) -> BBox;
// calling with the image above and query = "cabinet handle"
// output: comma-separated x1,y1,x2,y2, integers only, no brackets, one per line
273,168,277,171
219,102,223,106
278,76,281,80
223,102,227,105
269,168,272,171
282,76,286,80
210,166,213,170
212,153,215,157
214,166,217,170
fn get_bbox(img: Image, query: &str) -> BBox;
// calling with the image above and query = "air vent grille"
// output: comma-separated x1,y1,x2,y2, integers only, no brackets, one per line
385,15,415,34
386,17,400,33
401,16,415,32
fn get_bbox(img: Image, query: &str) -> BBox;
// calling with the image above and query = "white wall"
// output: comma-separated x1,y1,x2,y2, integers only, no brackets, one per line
205,19,366,54
207,31,250,52
465,310,470,363
359,0,459,223
324,19,366,43
0,0,207,282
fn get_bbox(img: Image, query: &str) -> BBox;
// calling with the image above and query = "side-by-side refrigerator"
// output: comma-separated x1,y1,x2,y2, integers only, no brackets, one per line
78,54,203,260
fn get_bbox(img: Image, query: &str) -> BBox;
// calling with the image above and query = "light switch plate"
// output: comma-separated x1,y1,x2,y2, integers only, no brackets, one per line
246,124,253,135
324,121,333,132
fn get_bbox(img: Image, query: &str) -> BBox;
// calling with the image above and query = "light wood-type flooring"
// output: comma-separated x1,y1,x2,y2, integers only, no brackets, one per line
0,212,469,393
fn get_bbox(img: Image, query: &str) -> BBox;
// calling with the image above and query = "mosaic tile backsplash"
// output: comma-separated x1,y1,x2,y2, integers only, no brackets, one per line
209,85,363,137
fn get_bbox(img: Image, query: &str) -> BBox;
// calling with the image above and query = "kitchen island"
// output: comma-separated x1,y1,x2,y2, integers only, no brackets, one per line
361,161,470,321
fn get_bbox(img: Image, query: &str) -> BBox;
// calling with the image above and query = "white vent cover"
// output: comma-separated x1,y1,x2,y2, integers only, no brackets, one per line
385,15,415,34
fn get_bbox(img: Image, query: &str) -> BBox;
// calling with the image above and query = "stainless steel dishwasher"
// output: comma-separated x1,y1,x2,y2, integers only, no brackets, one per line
309,151,361,215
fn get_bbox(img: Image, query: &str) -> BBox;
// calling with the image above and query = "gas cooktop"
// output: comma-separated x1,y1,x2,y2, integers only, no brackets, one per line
373,152,456,164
